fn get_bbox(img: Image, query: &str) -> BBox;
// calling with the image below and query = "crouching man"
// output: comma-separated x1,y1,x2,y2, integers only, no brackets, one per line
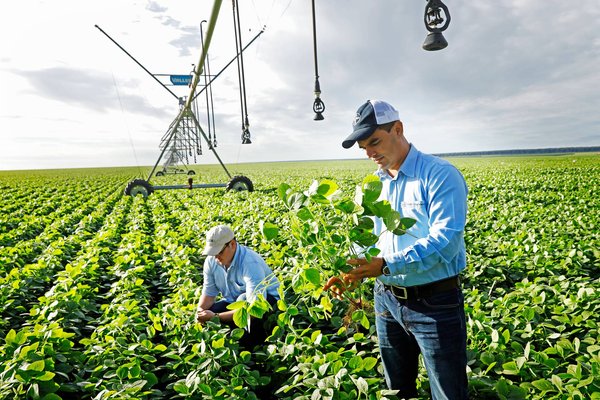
196,224,281,348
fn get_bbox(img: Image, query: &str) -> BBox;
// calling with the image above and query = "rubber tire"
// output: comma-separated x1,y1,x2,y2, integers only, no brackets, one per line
155,171,164,177
124,179,154,197
187,170,196,175
226,175,254,192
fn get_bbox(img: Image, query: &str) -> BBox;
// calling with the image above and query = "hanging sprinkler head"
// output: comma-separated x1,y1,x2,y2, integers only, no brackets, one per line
422,0,451,51
313,78,325,121
311,0,325,121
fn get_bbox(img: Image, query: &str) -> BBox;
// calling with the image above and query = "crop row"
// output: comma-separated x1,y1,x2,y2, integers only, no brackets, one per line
0,156,598,399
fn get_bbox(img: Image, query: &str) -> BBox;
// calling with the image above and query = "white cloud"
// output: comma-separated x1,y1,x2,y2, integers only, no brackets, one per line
1,0,598,171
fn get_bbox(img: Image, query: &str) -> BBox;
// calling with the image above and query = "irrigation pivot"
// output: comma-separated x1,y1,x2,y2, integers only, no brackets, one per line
99,0,254,197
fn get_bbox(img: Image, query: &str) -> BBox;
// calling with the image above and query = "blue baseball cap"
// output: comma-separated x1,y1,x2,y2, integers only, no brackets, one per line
342,100,400,149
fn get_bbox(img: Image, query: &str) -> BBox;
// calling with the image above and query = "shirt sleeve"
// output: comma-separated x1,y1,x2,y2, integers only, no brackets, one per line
201,258,220,297
242,258,269,301
386,164,468,276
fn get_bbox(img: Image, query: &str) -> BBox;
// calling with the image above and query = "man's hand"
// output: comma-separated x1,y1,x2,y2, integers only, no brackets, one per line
344,257,385,283
196,309,218,324
323,276,360,300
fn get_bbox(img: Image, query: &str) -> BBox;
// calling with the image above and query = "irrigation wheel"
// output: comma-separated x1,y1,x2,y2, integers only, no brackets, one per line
124,179,154,197
226,175,254,192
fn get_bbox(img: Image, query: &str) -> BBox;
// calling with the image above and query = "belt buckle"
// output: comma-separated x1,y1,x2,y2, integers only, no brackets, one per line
392,286,408,300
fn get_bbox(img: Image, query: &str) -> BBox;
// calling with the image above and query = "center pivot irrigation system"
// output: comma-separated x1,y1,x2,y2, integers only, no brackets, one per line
100,0,451,197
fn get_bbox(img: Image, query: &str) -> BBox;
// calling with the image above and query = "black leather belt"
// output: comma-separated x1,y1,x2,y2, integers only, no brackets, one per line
383,276,460,300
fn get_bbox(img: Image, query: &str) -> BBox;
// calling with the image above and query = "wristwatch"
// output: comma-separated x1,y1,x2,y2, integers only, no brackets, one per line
381,258,390,276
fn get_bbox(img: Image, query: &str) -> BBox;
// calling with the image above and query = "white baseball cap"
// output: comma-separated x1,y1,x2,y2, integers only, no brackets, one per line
202,225,235,256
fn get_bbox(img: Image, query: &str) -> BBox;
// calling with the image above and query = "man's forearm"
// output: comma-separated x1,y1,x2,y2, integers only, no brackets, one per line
197,294,215,311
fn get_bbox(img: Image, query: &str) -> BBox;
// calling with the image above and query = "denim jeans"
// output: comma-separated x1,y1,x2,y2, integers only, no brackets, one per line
374,280,468,400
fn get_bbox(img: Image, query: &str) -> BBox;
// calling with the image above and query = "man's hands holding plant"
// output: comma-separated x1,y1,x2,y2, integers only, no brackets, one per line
196,308,218,324
323,256,385,299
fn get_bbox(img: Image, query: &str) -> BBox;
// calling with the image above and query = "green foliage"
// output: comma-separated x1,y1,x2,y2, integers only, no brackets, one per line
0,155,598,399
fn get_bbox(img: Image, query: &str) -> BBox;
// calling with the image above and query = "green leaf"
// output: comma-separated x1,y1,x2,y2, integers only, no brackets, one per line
226,301,246,310
144,372,158,387
36,371,55,381
355,376,368,394
288,192,307,210
212,337,225,348
296,207,313,221
336,199,359,214
349,230,378,247
362,175,382,204
317,180,339,198
501,361,519,375
278,183,291,203
355,216,374,230
173,382,190,394
360,314,370,330
303,268,321,286
502,329,510,343
531,379,554,391
5,329,16,344
248,300,268,318
198,383,212,395
400,217,416,229
480,352,495,365
551,374,562,390
260,221,279,241
154,344,167,352
28,360,45,372
382,210,402,231
116,365,128,380
311,193,330,204
362,357,377,371
369,200,393,218
129,364,141,378
491,329,499,343
306,179,319,196
233,308,248,329
367,247,381,257
351,310,364,323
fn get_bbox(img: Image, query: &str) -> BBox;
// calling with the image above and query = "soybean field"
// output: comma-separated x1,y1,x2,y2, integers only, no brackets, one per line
0,154,598,399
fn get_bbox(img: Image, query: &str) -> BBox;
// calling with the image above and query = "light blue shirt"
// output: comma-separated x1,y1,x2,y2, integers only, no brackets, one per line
375,145,468,287
202,243,280,302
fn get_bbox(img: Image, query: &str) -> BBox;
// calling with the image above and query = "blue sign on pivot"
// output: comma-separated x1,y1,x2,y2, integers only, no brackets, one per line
170,75,192,85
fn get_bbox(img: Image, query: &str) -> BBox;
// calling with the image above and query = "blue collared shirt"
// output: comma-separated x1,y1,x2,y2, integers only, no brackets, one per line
202,243,280,302
375,145,468,287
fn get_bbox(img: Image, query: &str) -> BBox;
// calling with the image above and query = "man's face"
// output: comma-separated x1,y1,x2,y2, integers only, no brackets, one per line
215,240,235,266
357,122,403,171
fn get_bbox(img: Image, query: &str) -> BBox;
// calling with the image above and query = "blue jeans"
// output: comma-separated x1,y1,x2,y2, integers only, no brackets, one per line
374,280,468,399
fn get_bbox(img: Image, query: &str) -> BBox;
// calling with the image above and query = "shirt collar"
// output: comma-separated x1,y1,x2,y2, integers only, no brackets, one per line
375,144,419,180
229,243,244,268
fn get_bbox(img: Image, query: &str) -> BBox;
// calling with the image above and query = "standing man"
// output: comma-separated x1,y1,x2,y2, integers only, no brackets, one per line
327,100,469,399
196,224,281,348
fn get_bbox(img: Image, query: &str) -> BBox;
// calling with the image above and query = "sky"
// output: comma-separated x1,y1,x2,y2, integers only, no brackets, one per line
1,0,598,171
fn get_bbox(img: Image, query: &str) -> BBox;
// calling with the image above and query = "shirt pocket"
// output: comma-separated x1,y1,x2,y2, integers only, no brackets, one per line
400,200,426,218
400,201,428,236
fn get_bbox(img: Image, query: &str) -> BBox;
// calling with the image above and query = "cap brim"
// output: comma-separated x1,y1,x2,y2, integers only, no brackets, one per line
202,245,220,256
342,125,376,149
